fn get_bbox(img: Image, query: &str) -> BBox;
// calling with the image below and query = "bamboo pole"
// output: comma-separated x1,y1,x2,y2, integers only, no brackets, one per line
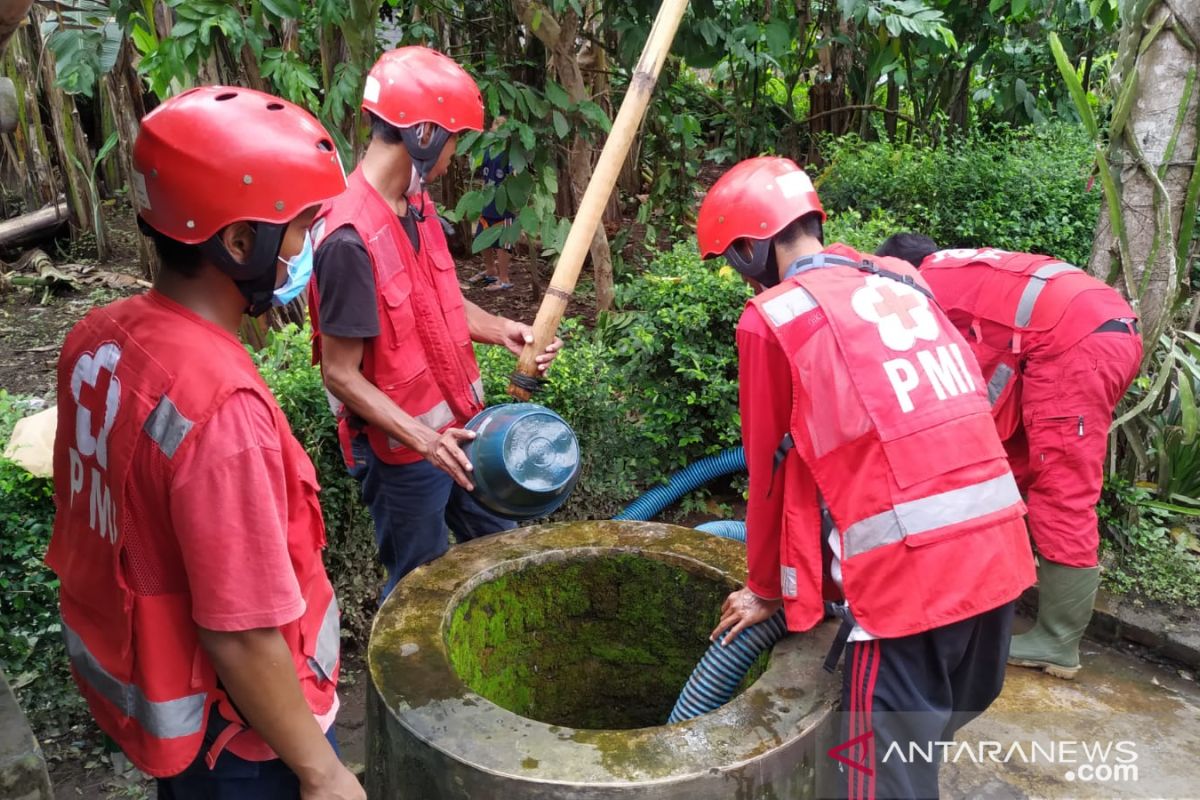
507,0,690,400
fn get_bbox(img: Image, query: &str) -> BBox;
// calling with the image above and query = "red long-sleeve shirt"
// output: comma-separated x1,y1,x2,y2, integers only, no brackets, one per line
737,304,823,604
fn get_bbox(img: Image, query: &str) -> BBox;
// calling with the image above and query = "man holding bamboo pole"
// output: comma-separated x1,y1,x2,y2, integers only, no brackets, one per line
309,47,560,603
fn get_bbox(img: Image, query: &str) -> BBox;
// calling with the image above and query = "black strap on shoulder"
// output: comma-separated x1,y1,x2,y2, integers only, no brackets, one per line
854,257,937,304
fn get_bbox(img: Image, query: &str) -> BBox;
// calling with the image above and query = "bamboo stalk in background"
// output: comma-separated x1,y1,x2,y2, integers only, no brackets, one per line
507,0,691,400
3,23,56,210
30,4,106,259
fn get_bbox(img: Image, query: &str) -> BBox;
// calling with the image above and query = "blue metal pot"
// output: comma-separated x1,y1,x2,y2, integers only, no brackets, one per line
463,403,581,521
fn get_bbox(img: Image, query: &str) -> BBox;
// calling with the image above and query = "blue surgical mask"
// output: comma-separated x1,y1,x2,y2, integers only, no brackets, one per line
272,231,314,307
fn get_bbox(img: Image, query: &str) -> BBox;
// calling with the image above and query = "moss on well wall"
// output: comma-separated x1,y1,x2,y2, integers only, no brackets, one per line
445,553,766,729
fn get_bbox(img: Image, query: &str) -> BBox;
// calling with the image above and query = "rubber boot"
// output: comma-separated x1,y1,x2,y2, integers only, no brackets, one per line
1008,560,1100,680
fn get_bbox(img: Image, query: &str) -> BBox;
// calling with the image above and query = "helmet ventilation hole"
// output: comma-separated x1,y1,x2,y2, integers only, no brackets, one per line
215,92,238,101
266,103,285,111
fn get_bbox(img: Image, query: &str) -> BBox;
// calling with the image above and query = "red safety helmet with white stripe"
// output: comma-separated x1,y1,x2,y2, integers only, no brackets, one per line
132,86,346,313
696,156,826,287
133,86,345,246
362,46,485,179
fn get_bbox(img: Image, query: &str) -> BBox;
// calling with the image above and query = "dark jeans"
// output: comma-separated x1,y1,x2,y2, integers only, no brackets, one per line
350,435,515,603
157,718,339,799
837,601,1015,800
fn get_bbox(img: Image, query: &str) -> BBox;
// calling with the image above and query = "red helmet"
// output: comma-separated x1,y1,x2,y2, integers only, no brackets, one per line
362,46,484,132
696,157,825,285
132,85,346,244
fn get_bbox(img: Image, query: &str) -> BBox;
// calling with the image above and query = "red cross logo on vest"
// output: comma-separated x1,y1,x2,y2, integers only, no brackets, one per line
850,276,940,352
70,343,123,470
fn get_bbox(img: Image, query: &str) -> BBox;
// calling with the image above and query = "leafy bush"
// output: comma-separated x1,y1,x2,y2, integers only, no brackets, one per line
817,125,1100,266
824,207,904,254
1099,480,1200,608
0,393,85,725
250,326,379,643
479,244,751,519
477,320,642,519
604,244,750,466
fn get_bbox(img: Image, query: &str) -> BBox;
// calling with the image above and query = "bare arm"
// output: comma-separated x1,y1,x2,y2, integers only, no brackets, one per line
465,299,508,345
464,300,563,370
198,627,363,799
320,332,476,489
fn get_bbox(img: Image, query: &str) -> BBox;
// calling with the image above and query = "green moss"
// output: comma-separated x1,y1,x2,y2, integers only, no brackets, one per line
445,553,759,729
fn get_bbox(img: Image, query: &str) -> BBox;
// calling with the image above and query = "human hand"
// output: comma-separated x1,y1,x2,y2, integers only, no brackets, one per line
300,761,365,800
710,588,783,646
419,427,477,490
500,320,563,372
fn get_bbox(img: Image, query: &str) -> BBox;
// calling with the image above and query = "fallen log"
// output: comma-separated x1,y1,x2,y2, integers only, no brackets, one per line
0,201,69,247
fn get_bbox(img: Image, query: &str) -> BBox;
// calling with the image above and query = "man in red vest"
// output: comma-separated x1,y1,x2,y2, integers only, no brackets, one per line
877,233,1142,679
46,87,364,799
309,47,560,603
699,158,1035,799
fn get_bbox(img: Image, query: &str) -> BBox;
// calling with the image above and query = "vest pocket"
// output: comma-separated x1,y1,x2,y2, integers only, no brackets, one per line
379,272,427,385
426,238,473,345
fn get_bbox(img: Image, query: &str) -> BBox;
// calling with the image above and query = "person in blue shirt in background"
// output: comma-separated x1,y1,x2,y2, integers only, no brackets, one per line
467,117,516,291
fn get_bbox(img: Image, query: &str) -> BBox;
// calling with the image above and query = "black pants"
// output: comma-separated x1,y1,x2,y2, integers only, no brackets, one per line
836,601,1015,800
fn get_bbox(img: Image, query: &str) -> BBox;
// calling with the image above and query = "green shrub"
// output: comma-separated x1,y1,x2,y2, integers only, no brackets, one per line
480,244,750,519
824,207,904,254
817,125,1099,266
1099,480,1200,608
250,325,379,642
0,392,85,726
604,243,750,467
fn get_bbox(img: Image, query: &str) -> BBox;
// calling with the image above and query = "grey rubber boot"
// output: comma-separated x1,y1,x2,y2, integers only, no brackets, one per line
1007,560,1101,680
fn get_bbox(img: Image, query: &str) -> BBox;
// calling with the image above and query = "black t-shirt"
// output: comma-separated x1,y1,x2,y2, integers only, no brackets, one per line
313,213,421,339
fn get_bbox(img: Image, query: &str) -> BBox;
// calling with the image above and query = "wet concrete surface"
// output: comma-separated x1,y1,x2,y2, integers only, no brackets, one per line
940,634,1200,799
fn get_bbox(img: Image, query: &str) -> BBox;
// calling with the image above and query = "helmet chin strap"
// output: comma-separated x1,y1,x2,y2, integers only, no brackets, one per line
400,123,451,186
724,237,780,288
199,222,288,317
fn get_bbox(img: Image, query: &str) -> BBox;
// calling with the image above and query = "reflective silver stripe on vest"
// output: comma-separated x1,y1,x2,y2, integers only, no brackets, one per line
308,596,340,683
387,401,458,450
63,623,205,739
1013,262,1079,328
414,400,455,431
471,378,485,406
986,363,1015,406
143,395,193,459
842,473,1021,559
761,286,819,327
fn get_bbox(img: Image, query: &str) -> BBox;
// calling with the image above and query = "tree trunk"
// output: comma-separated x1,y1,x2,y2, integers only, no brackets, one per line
30,4,105,258
2,21,56,210
1089,0,1200,350
101,42,158,276
512,0,617,311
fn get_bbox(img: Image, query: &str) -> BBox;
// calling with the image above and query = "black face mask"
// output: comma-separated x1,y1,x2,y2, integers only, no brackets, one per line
723,238,779,288
198,221,288,317
400,123,452,183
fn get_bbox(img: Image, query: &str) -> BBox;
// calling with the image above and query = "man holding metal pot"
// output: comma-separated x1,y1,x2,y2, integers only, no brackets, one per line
308,47,561,602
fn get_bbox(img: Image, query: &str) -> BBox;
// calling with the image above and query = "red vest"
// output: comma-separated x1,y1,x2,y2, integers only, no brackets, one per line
46,292,340,778
920,248,1136,438
310,167,484,465
750,245,1035,637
